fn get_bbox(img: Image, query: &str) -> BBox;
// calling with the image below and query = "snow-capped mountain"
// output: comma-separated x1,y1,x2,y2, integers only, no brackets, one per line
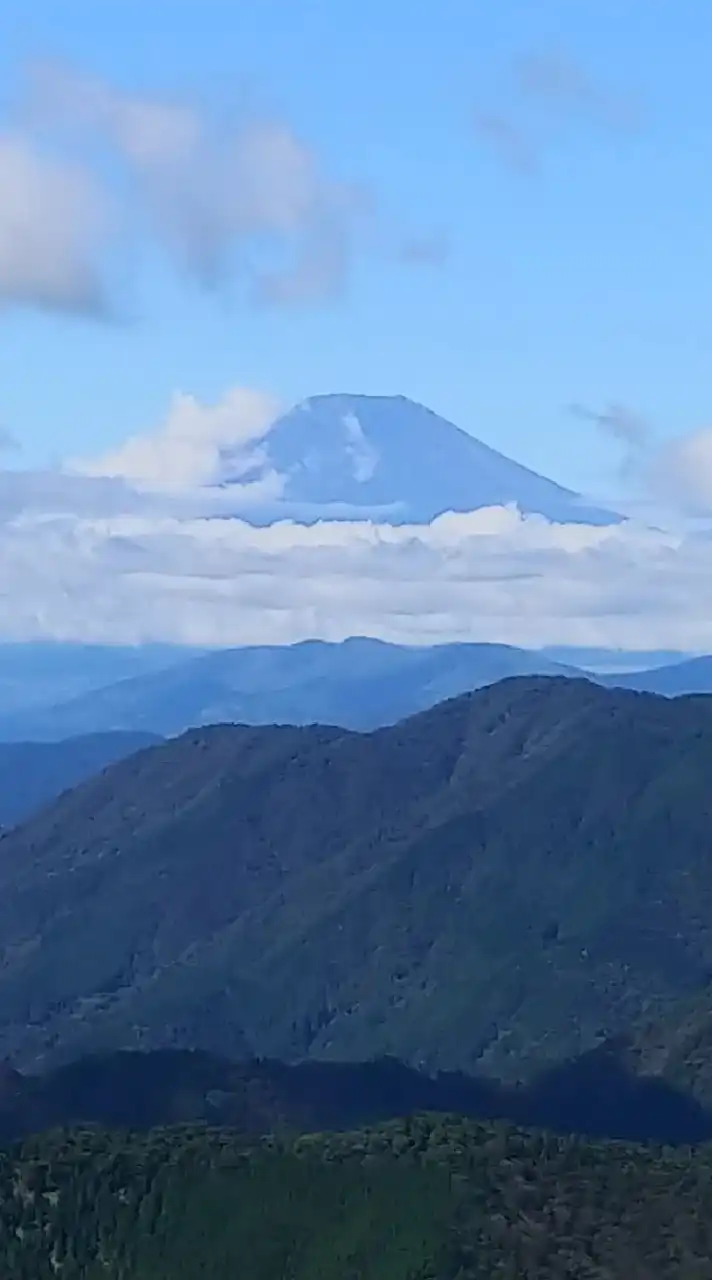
229,394,620,526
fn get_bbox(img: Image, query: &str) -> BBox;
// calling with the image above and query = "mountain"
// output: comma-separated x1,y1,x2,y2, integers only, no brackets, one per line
540,645,697,673
232,393,621,525
2,677,712,1077
8,640,712,745
603,654,712,696
0,638,585,741
0,1043,709,1149
0,642,199,716
0,731,162,829
5,1115,712,1278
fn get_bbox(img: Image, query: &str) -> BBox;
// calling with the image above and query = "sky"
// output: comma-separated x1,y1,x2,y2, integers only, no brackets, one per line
2,0,712,651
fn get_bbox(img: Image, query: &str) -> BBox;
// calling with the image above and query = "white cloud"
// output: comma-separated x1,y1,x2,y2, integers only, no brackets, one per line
647,427,712,516
0,467,711,651
70,387,282,491
573,400,712,518
0,132,106,313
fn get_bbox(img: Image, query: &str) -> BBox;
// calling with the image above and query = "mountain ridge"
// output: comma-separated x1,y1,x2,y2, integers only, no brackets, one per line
1,676,712,1078
0,638,588,740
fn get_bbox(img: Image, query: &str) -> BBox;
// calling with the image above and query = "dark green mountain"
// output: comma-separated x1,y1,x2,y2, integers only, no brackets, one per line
0,637,583,739
0,732,161,830
1,676,712,1078
5,1114,712,1278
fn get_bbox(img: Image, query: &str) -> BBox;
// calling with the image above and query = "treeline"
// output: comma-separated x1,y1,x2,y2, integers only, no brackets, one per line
2,1115,712,1276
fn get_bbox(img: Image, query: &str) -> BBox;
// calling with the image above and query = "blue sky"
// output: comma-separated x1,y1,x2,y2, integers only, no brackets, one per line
2,0,711,496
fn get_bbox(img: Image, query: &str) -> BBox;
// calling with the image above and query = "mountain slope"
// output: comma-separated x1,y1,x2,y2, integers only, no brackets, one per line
232,393,621,525
603,654,712,696
0,731,161,829
2,678,712,1076
0,642,199,715
0,638,585,740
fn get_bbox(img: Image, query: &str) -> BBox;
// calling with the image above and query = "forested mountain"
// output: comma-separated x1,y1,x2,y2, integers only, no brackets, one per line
1,677,712,1078
4,1115,712,1278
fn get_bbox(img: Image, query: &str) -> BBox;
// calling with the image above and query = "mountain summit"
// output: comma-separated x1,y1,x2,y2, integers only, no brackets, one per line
235,394,620,525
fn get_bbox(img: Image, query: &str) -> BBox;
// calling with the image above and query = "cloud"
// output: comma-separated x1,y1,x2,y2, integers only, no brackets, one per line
0,383,698,651
568,402,650,450
515,53,642,131
473,51,641,173
471,111,539,174
22,62,434,308
569,400,653,485
0,455,712,651
569,401,712,517
70,387,282,491
649,427,712,516
0,427,20,453
0,132,107,314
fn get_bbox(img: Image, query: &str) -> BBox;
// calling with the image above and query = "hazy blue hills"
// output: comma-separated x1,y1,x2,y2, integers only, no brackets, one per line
602,653,712,696
0,641,198,715
0,731,161,829
5,637,712,744
0,638,585,740
1,638,711,743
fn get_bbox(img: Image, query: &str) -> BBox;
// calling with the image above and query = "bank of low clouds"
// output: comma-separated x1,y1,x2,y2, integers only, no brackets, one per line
3,380,712,652
0,471,710,651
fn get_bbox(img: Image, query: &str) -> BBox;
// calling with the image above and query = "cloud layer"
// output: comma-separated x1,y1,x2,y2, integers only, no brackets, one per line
0,382,705,652
0,397,708,650
2,491,712,651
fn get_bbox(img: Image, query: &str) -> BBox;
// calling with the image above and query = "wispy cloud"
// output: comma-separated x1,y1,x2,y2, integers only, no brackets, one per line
473,50,642,173
471,111,540,174
570,398,712,520
568,402,651,450
516,53,642,132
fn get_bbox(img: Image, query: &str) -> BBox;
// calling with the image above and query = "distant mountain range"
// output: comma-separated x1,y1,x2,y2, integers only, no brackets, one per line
602,654,712,696
0,641,197,715
1,638,711,742
0,639,582,740
225,393,622,525
3,675,712,1081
